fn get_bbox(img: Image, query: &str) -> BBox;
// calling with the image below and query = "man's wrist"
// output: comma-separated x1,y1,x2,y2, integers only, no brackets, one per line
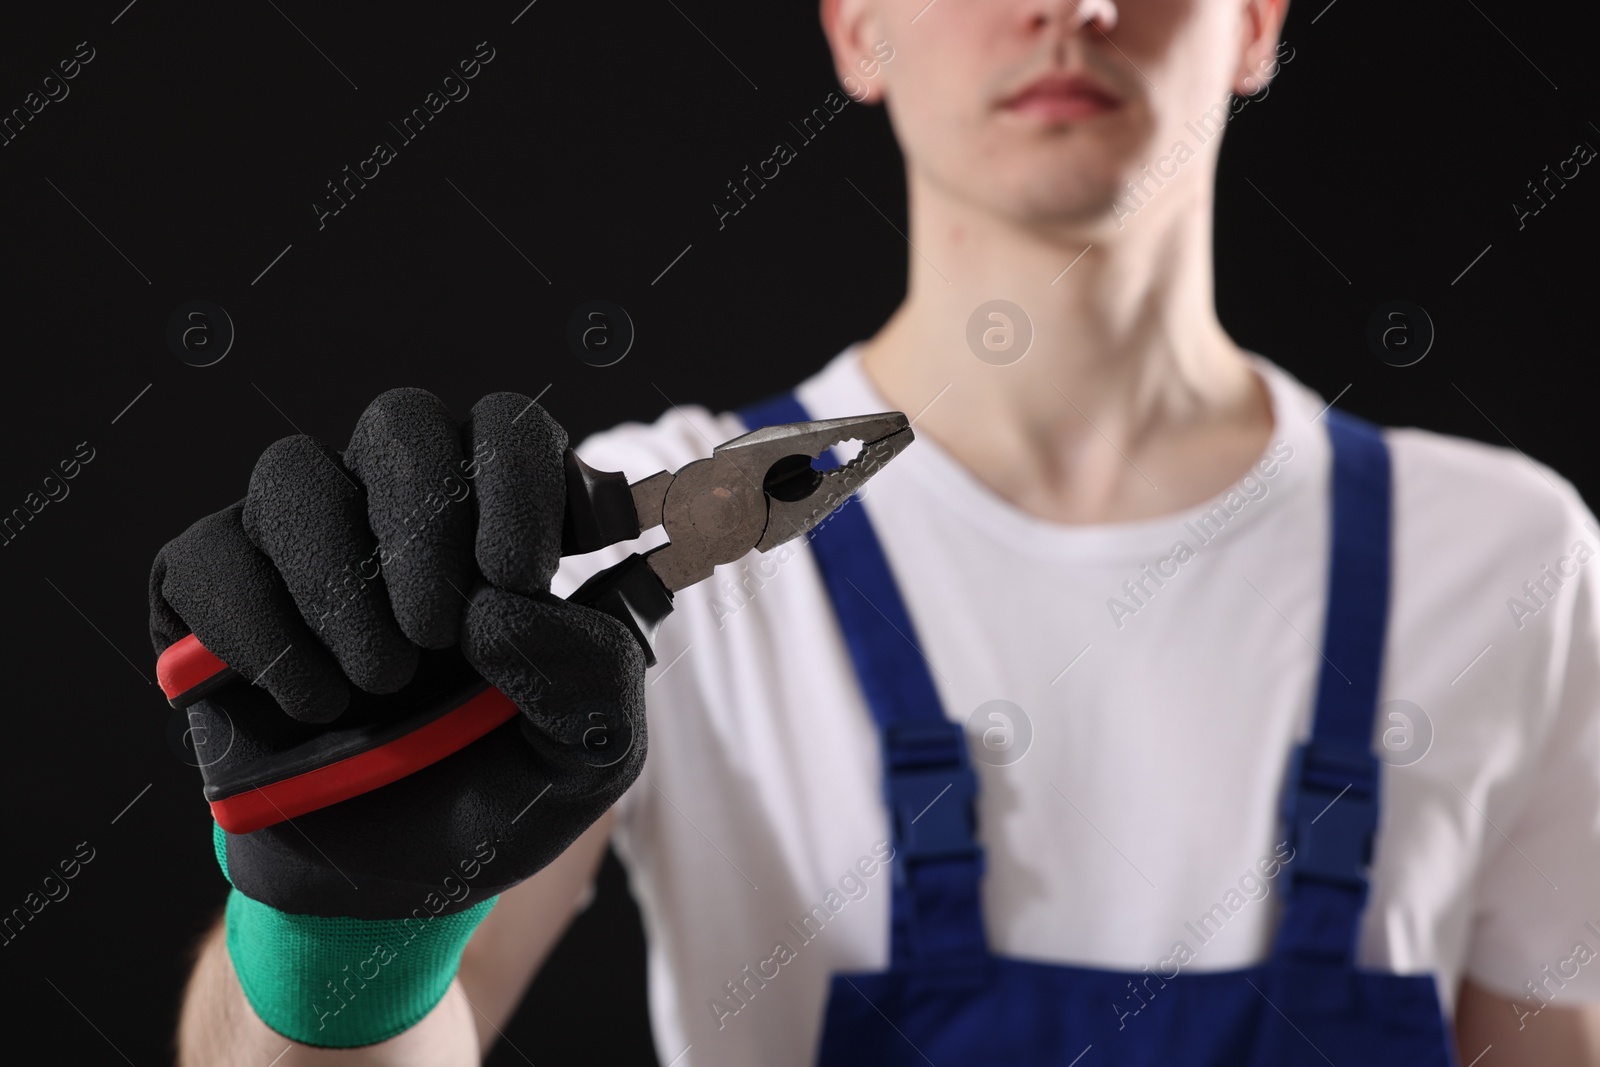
212,823,497,1048
223,888,497,1047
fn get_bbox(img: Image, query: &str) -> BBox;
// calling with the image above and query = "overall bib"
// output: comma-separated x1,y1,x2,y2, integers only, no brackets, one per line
740,394,1457,1067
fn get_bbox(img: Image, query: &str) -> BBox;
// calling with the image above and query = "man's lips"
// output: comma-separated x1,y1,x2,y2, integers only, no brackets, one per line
1000,73,1124,121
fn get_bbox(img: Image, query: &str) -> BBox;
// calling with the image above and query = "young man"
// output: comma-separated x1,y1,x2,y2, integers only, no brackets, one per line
170,0,1600,1063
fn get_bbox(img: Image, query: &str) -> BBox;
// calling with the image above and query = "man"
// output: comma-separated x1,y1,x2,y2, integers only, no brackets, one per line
168,0,1600,1063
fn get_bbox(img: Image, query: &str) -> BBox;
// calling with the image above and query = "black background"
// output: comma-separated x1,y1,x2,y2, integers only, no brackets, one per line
0,1,1595,1064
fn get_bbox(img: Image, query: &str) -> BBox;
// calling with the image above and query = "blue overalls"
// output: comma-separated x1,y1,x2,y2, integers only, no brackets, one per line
740,394,1457,1066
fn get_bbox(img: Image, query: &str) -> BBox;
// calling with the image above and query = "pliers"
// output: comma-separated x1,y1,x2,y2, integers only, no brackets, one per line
156,410,914,832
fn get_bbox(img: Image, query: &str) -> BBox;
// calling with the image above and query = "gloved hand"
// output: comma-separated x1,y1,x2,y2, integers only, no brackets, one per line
149,388,646,1047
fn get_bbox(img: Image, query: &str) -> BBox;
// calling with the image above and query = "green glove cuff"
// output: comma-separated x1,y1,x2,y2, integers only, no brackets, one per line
213,823,497,1048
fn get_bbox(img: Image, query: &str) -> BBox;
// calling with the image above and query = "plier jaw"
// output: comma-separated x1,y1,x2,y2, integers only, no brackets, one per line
642,412,914,590
563,411,913,663
745,414,914,553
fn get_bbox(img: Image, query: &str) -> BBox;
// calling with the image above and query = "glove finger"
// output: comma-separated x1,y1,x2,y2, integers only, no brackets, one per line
150,503,349,723
241,434,418,695
460,583,646,800
343,388,477,650
463,393,568,597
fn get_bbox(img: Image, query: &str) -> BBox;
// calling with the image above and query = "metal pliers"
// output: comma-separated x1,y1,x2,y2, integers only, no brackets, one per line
154,410,913,832
560,410,915,663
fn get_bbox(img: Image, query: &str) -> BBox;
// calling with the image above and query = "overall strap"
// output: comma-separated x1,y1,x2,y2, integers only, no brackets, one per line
1272,407,1392,966
740,393,988,971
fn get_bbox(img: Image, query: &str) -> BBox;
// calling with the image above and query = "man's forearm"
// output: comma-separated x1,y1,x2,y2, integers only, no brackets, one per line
179,916,480,1067
1455,976,1600,1066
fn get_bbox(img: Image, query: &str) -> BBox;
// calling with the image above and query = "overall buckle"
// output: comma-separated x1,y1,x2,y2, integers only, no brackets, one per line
1280,738,1380,887
883,721,981,866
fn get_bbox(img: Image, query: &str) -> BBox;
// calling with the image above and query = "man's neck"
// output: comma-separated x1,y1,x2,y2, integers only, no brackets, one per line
858,169,1274,526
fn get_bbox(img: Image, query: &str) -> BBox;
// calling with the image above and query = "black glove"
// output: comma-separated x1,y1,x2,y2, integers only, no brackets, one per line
148,388,646,1045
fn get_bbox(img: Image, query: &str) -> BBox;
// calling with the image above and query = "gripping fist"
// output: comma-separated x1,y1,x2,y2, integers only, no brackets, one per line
149,388,646,924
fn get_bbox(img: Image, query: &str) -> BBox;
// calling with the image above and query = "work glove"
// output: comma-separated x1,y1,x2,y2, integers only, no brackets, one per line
149,388,646,1047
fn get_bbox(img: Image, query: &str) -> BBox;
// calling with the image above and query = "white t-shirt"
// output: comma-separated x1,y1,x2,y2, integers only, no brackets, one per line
551,345,1600,1067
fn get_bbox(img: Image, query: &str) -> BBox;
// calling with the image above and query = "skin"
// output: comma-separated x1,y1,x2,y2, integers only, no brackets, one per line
178,1,1600,1062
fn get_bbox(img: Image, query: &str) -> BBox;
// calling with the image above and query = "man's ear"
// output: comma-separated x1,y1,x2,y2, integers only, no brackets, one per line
821,0,888,104
1233,0,1290,97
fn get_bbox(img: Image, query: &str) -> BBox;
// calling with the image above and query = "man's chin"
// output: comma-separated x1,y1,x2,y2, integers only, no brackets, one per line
990,183,1127,234
915,159,1127,235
